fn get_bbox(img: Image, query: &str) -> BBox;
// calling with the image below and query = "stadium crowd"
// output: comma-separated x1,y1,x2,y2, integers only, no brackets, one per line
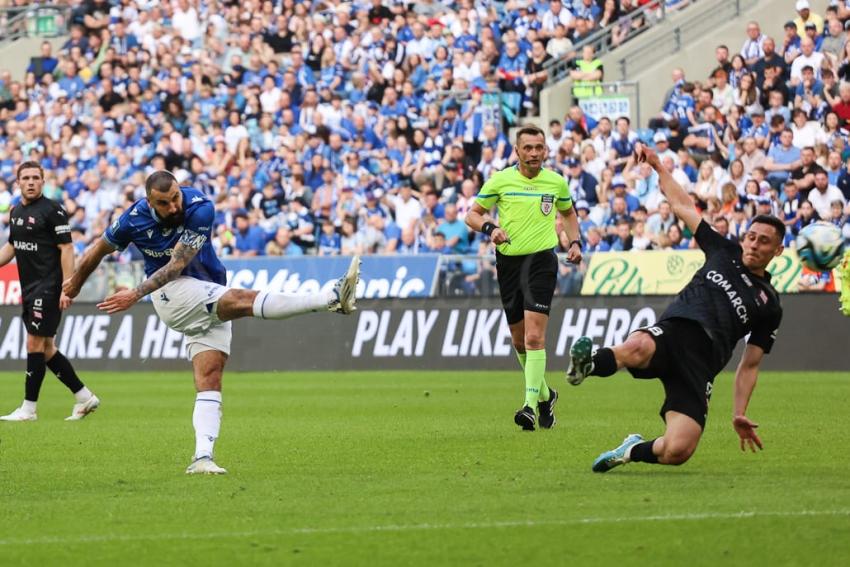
0,0,675,265
0,0,846,293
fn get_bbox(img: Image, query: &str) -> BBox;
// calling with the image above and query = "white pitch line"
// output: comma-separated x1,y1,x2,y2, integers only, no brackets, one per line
1,509,849,547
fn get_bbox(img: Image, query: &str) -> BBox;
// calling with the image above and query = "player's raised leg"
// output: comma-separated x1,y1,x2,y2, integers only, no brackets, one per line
216,255,361,322
567,331,656,385
186,349,227,475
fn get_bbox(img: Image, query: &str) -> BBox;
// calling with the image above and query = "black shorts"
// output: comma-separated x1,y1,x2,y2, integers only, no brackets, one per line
22,292,61,337
627,318,724,429
496,249,558,325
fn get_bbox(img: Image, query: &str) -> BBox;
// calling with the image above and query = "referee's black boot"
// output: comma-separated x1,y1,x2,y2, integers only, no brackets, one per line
514,405,536,431
537,388,558,429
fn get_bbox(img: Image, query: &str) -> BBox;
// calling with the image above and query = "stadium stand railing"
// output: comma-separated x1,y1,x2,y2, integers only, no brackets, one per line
0,4,70,47
542,0,703,87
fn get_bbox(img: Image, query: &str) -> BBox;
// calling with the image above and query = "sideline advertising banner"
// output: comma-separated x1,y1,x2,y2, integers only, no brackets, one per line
223,255,440,299
0,295,844,372
579,249,836,295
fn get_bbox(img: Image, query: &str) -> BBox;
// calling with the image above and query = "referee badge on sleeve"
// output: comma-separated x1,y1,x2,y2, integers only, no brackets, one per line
540,194,554,215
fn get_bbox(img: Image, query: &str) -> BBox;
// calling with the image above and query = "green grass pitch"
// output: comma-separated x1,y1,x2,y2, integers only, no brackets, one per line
1,369,849,566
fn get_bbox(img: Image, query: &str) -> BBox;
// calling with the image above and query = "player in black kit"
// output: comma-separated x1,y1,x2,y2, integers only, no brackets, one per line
0,161,99,422
567,145,784,472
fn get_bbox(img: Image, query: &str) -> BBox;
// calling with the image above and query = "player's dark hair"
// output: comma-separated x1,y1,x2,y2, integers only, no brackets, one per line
145,170,177,196
751,214,786,242
16,161,44,180
515,125,545,143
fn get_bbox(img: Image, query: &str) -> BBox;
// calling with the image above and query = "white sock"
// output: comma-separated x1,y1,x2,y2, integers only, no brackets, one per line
74,386,93,403
193,390,222,460
252,290,334,320
22,400,37,414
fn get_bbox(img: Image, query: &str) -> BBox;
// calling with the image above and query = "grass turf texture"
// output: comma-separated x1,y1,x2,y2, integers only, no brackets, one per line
1,370,849,566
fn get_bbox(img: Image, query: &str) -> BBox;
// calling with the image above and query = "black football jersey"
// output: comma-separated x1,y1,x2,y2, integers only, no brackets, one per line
661,221,783,367
8,196,72,298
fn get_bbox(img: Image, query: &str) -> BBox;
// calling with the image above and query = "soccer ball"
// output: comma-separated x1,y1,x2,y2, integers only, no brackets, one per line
796,222,845,271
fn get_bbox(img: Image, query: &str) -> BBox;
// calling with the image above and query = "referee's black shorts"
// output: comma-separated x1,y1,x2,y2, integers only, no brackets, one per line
495,249,558,325
627,317,724,429
22,291,62,338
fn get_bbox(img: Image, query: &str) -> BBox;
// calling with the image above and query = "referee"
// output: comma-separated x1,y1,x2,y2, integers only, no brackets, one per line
0,161,99,422
466,125,582,431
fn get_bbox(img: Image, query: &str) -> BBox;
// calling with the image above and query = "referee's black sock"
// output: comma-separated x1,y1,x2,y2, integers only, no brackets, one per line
47,351,85,394
591,347,617,377
24,352,46,402
629,440,659,464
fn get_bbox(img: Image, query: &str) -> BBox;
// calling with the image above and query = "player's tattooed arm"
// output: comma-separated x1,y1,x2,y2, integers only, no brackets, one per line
133,241,201,298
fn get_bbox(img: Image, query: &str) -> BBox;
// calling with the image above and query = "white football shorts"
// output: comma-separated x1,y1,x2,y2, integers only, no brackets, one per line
150,276,232,360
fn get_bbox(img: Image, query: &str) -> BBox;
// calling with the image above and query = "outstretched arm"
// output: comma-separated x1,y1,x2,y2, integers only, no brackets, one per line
57,243,76,309
732,344,766,452
63,238,116,299
98,241,201,314
635,143,702,234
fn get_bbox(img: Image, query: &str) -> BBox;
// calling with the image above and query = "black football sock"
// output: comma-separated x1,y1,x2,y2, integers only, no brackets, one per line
47,351,85,394
590,347,617,377
629,440,660,464
24,353,47,402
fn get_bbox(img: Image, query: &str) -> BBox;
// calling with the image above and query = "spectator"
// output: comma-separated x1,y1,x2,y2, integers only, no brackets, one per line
233,212,266,257
808,170,846,219
266,227,305,257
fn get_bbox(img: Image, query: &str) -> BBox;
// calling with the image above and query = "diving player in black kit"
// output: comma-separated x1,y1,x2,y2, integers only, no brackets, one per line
567,144,785,472
0,161,99,422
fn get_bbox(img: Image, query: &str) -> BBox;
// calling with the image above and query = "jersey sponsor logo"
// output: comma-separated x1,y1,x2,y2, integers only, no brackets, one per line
33,310,42,319
34,298,42,307
55,224,71,234
159,292,169,303
540,194,554,215
30,321,40,330
758,290,768,304
13,241,38,252
644,325,664,336
740,273,753,287
191,196,204,203
141,247,173,258
706,270,749,324
57,209,66,217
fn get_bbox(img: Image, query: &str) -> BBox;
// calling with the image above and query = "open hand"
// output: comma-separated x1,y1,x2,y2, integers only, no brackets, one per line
733,415,763,452
97,289,141,314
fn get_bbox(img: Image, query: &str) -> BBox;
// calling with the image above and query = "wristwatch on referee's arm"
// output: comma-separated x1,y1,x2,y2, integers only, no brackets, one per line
568,239,582,250
481,222,498,236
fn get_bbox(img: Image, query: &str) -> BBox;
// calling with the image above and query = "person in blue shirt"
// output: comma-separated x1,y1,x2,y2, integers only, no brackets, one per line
436,204,471,254
317,220,341,256
232,212,267,256
63,170,361,475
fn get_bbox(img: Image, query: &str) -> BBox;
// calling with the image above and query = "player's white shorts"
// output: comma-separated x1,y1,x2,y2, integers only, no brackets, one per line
150,276,232,360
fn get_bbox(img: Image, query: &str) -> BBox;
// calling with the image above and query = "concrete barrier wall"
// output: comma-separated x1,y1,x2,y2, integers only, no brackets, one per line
0,294,845,372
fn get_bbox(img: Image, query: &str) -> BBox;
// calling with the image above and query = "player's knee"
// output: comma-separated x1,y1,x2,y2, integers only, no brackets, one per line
620,334,655,365
524,333,545,350
661,442,696,465
26,335,47,353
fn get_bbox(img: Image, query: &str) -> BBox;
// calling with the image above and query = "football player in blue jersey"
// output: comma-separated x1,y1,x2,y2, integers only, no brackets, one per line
64,171,361,475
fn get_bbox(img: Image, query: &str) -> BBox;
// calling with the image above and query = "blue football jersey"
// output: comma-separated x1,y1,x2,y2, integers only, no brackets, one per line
103,187,226,285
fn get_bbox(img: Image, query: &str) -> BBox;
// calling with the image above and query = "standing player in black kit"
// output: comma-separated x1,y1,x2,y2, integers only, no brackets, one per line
567,145,784,472
0,162,99,422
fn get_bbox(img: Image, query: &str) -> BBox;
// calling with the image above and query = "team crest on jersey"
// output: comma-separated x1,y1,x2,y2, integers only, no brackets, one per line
758,290,768,304
540,194,554,215
27,216,35,224
162,227,173,237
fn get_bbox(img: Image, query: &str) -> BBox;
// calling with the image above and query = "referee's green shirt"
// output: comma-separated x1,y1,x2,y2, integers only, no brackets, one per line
474,166,573,256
